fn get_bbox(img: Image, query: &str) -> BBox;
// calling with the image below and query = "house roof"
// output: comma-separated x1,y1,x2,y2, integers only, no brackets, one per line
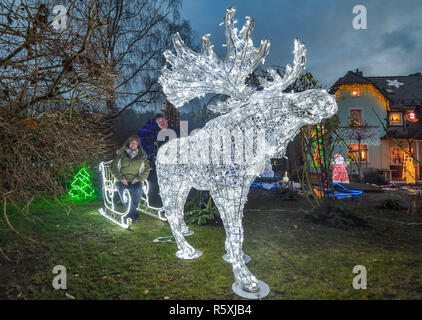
329,70,422,109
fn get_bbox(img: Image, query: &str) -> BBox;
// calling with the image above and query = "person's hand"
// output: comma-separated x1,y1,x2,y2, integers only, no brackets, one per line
132,178,139,184
121,179,128,185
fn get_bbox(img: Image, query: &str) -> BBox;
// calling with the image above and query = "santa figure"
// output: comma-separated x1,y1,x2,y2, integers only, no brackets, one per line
332,154,349,184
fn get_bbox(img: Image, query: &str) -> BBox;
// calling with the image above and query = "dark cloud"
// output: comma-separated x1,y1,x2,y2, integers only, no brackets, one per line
381,25,420,52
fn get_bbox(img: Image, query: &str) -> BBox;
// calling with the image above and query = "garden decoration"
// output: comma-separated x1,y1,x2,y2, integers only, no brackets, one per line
68,167,96,200
370,183,422,196
282,171,289,184
98,161,166,229
256,159,276,190
139,118,161,158
403,156,416,184
311,124,324,168
261,160,275,178
332,154,349,184
250,180,279,191
330,183,362,199
157,6,338,299
98,160,133,229
138,180,167,221
281,171,291,189
313,183,362,200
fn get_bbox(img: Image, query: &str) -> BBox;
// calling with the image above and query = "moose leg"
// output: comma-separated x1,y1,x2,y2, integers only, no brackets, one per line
211,188,268,298
162,182,202,260
221,215,251,264
178,205,194,236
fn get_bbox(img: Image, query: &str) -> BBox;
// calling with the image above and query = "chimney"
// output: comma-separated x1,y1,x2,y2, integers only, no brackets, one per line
355,69,363,77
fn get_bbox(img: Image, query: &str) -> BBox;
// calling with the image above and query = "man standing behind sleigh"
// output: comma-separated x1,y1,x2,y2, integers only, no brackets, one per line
139,102,182,208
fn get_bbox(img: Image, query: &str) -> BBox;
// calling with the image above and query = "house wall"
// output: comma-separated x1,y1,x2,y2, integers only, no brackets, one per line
335,85,387,133
368,145,381,168
380,139,390,169
333,85,389,171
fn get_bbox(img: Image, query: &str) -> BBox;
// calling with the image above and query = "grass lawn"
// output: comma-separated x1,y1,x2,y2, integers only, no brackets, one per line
1,189,421,300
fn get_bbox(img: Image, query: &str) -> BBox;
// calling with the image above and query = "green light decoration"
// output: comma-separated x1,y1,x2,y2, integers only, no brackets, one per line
311,124,325,168
68,167,95,200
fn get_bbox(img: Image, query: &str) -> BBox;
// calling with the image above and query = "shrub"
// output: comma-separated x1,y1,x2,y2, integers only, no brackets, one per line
0,110,116,204
184,191,222,226
377,199,405,210
306,201,369,229
279,188,298,201
362,170,387,185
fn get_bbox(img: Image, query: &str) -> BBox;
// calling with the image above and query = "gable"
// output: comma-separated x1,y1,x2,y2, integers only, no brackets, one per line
332,83,390,111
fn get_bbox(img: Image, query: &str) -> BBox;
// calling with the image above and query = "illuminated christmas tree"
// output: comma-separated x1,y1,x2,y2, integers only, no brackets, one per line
68,167,95,200
403,156,416,184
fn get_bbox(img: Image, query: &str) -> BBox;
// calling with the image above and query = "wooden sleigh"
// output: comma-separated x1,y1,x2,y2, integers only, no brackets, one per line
98,160,167,229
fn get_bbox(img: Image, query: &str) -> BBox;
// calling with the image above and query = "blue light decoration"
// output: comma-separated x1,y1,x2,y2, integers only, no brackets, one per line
250,176,282,191
330,183,362,199
250,160,281,191
138,118,161,159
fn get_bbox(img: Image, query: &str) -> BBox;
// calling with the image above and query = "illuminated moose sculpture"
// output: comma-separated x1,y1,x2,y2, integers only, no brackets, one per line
157,7,338,298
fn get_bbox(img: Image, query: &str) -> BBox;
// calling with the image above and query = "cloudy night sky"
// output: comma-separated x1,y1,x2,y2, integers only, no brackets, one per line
178,0,422,88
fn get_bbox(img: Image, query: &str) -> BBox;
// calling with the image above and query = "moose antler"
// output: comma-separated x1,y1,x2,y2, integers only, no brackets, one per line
159,6,270,109
259,38,306,93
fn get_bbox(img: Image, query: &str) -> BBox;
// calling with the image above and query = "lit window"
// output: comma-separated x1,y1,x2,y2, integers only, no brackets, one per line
348,144,368,162
406,110,418,122
349,109,362,125
351,88,360,96
389,112,402,126
390,146,404,165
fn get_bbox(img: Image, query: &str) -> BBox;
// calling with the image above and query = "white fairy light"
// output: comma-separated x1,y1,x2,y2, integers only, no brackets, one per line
157,6,338,299
98,161,133,229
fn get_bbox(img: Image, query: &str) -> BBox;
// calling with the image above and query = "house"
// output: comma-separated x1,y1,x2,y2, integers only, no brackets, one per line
329,69,422,181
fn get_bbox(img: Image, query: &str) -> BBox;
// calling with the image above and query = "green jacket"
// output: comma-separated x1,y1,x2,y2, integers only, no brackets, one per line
111,142,150,182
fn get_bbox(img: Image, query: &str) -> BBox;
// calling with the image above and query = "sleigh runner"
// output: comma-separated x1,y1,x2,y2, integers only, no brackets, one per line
138,179,167,221
98,160,166,229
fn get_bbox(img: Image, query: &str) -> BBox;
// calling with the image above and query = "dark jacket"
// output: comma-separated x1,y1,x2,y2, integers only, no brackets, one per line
139,119,179,170
111,137,151,182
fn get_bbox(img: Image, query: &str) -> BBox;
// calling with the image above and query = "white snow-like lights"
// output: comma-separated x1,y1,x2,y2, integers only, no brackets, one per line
157,6,338,299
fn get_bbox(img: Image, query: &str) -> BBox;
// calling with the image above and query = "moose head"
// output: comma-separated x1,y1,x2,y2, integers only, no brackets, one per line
157,7,338,299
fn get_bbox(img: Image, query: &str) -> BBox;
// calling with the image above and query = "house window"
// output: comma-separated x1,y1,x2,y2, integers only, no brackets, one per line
390,146,404,166
351,88,360,97
348,144,368,162
406,110,418,122
349,109,362,125
389,112,403,126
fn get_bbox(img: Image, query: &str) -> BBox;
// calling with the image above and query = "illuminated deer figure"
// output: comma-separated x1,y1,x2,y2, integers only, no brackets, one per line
157,7,338,298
